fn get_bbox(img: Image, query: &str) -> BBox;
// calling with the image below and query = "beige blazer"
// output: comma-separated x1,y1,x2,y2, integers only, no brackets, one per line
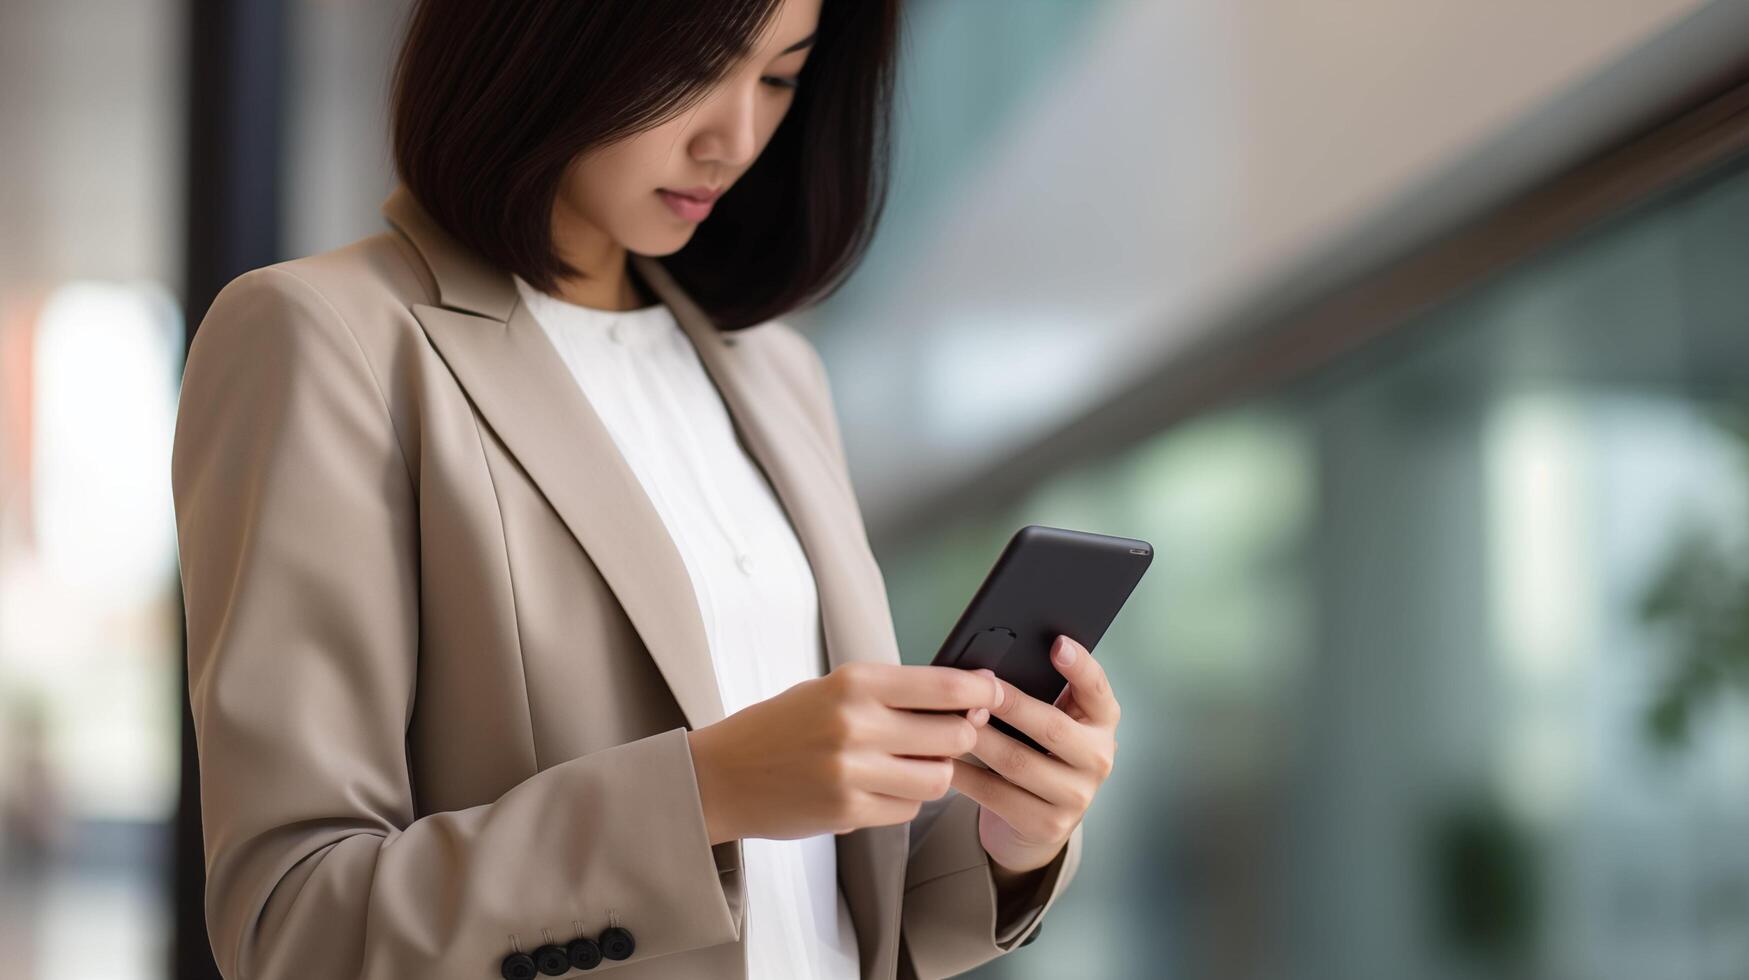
171,183,1082,980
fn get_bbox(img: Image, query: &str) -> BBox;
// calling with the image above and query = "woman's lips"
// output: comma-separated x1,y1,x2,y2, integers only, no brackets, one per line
657,189,713,222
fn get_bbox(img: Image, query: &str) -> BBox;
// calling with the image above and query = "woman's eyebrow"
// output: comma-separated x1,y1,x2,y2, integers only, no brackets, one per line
779,30,816,55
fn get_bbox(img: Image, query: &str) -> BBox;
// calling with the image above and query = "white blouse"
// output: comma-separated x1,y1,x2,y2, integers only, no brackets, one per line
513,274,862,980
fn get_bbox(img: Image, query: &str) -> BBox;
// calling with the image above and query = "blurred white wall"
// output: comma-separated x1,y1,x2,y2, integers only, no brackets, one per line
0,0,182,296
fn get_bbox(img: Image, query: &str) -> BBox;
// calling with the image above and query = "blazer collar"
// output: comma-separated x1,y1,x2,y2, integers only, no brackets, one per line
380,182,520,320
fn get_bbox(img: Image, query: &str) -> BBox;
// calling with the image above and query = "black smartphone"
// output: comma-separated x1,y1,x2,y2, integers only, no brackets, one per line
929,524,1153,754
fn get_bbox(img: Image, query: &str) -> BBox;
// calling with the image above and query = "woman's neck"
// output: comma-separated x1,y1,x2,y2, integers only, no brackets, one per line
546,258,654,311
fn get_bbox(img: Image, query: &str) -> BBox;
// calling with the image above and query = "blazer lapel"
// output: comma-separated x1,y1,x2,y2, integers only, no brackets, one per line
382,184,725,731
418,301,737,731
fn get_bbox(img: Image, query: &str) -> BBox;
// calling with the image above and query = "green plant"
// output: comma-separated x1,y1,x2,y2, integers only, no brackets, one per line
1639,407,1749,749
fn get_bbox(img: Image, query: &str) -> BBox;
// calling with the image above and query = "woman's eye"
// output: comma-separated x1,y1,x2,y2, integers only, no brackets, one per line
761,76,800,91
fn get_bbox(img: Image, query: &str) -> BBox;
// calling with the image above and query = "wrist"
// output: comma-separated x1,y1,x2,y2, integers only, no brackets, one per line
987,849,1051,928
988,850,1049,893
686,727,739,845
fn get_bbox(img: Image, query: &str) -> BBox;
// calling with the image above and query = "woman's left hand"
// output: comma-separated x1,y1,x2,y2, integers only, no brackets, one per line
948,634,1118,878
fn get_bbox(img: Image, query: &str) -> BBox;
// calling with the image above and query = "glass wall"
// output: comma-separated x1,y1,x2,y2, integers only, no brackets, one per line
881,150,1749,980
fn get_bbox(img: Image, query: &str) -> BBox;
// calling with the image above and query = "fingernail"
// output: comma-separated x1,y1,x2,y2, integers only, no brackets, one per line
1054,637,1077,665
969,707,989,725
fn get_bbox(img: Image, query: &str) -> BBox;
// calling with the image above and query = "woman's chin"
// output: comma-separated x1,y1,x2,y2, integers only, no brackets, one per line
626,225,696,257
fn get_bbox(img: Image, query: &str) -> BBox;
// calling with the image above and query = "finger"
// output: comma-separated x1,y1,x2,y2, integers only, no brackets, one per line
948,759,1060,843
843,662,1002,713
1049,675,1086,722
987,675,1104,772
1049,635,1119,728
872,704,981,758
969,716,1088,809
847,750,956,803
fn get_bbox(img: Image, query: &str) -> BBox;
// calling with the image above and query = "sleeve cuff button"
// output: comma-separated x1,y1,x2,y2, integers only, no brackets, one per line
600,925,637,960
499,952,536,980
534,944,570,975
568,936,603,971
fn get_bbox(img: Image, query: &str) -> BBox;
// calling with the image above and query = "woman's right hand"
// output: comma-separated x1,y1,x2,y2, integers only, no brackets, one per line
685,662,1005,844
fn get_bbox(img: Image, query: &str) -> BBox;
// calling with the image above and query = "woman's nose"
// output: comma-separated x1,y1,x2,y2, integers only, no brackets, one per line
692,85,762,170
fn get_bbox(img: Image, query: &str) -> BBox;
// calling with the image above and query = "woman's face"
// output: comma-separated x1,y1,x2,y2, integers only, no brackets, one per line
553,0,821,263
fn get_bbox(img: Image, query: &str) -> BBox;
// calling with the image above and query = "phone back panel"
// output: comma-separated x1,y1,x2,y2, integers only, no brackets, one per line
930,524,1152,753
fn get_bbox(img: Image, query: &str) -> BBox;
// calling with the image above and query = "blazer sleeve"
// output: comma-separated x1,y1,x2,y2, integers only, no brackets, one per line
173,267,742,979
770,322,1086,979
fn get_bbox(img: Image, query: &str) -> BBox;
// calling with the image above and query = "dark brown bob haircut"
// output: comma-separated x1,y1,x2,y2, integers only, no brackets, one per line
389,0,900,331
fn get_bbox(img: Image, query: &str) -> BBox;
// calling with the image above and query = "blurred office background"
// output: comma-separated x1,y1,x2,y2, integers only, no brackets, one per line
3,0,1749,978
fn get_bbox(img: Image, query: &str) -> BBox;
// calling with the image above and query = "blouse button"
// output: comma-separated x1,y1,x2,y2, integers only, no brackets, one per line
609,320,626,344
736,552,755,575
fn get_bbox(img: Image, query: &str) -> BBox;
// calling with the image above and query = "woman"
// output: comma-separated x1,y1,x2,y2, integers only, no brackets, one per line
170,1,1117,977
